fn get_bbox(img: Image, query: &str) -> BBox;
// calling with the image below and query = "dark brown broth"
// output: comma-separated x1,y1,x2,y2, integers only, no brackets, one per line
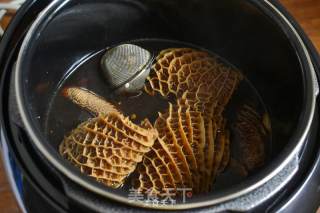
44,39,271,193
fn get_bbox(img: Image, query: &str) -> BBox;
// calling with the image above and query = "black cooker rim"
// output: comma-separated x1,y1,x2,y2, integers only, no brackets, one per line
0,1,70,212
9,0,319,210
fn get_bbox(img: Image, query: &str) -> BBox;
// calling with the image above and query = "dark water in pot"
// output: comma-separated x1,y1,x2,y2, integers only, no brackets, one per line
44,38,271,194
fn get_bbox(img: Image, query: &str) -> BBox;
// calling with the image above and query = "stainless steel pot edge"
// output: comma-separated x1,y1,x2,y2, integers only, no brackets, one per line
14,0,319,210
211,154,299,212
265,1,319,97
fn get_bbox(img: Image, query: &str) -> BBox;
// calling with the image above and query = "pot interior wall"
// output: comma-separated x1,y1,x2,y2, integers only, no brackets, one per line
19,0,303,196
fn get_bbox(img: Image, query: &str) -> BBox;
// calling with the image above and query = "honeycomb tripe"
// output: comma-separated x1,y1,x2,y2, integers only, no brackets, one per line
134,98,207,196
63,87,120,115
234,104,267,171
60,88,158,188
144,48,243,192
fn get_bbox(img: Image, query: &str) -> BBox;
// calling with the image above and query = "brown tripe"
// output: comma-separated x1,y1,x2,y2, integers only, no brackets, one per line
234,104,267,171
134,97,206,195
210,120,230,189
143,48,242,194
63,87,120,115
60,46,243,194
60,88,158,188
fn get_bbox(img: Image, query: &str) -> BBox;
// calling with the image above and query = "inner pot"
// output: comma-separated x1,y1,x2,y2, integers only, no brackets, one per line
14,0,317,210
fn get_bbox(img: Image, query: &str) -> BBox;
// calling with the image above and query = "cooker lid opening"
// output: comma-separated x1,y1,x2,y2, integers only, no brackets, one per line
15,0,307,209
